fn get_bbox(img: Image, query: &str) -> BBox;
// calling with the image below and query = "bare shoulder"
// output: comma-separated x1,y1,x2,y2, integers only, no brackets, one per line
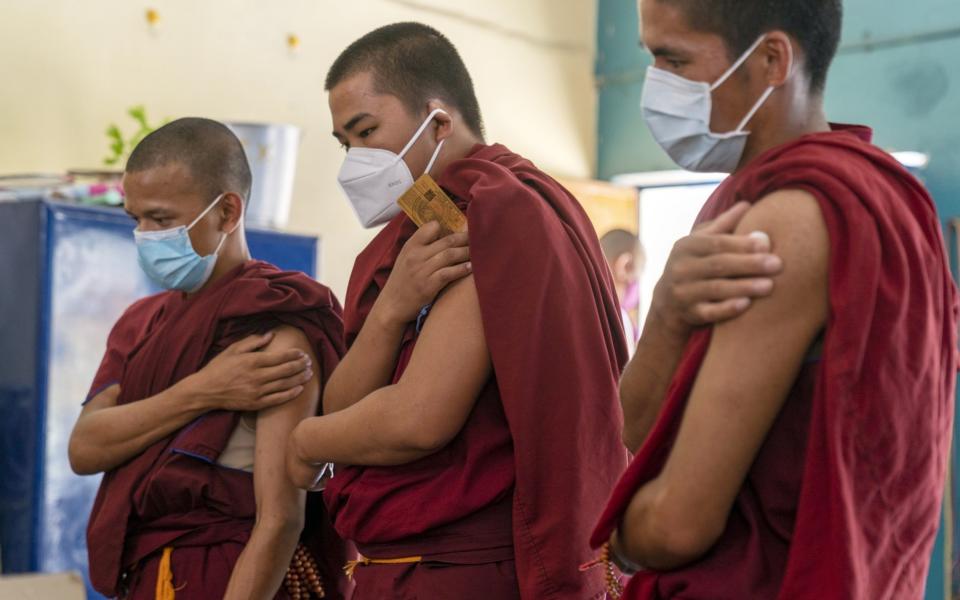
257,324,320,420
434,274,478,306
736,189,828,289
264,325,312,353
713,189,829,334
412,275,486,365
738,190,827,246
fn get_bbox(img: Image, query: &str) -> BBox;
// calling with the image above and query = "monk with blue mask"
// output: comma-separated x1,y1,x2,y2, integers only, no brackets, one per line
70,117,349,599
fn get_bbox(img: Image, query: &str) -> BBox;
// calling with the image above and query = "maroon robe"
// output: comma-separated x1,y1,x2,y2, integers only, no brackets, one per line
323,143,629,599
592,125,959,599
84,260,350,599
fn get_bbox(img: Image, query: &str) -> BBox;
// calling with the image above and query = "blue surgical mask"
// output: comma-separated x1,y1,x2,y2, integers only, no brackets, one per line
134,193,237,292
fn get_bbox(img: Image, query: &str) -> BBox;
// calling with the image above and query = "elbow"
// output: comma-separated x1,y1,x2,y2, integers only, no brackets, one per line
643,519,722,570
285,462,312,490
388,387,461,456
401,414,457,456
404,429,452,456
67,438,101,476
285,430,320,489
622,484,724,570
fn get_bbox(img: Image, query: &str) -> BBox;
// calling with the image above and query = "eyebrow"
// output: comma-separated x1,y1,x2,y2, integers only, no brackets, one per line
332,112,373,138
125,208,172,219
647,44,683,58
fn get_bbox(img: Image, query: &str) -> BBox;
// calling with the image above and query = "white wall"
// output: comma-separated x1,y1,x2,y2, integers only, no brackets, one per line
0,0,597,297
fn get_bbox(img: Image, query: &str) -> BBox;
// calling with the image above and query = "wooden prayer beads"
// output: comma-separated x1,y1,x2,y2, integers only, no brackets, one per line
600,542,625,600
579,543,624,600
283,543,326,599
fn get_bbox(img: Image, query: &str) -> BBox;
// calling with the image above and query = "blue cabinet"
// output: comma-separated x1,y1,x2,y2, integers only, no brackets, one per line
0,199,319,597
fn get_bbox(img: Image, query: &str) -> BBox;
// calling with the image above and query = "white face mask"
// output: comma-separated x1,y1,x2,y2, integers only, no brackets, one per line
642,35,789,173
337,108,448,228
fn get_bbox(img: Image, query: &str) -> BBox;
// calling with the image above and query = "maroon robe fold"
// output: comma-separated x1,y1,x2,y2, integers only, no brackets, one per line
324,143,629,599
85,260,349,599
592,125,959,599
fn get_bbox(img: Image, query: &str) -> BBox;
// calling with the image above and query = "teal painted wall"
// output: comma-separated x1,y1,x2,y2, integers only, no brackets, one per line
596,1,960,597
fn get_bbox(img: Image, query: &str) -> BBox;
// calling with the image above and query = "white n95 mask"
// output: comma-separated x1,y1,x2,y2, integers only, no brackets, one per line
641,35,788,173
337,108,448,228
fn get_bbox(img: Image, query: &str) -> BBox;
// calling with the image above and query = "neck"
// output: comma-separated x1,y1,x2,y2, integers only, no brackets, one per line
431,132,484,179
734,91,830,173
189,235,251,296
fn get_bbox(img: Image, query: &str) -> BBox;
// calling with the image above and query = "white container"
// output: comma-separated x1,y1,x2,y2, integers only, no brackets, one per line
226,122,300,229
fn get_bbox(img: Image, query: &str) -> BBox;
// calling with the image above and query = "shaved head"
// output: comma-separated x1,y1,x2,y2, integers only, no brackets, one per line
126,117,252,204
655,0,843,93
326,22,484,138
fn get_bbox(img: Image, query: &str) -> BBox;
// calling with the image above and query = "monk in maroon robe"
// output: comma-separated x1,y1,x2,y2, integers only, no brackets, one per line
284,23,629,599
591,2,959,599
69,118,350,599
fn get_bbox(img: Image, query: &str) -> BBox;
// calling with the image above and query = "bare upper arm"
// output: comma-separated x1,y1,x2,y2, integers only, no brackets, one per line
393,274,492,451
654,189,829,544
253,325,318,524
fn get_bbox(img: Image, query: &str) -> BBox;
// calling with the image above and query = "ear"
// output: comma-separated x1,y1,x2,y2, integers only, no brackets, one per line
426,100,454,143
759,31,795,87
219,192,245,234
613,252,633,280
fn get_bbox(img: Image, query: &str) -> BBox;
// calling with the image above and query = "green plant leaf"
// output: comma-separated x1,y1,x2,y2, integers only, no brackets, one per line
103,105,162,168
128,105,148,129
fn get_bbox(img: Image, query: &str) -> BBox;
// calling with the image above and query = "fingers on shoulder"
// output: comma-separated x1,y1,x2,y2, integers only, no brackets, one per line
263,325,310,349
732,191,829,316
261,326,320,367
736,191,828,273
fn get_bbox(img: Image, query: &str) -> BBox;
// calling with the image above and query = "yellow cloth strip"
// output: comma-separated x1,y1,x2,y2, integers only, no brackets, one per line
155,547,176,600
344,555,423,580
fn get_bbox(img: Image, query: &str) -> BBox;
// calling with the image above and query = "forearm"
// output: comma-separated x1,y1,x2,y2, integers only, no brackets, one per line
69,379,209,474
297,385,438,468
223,520,301,600
323,300,407,414
621,316,691,453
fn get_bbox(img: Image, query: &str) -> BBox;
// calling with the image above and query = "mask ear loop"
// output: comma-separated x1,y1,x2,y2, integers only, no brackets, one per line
734,38,794,133
211,230,230,256
213,197,245,255
710,34,767,92
187,193,227,230
397,108,449,159
424,139,446,176
189,193,242,257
